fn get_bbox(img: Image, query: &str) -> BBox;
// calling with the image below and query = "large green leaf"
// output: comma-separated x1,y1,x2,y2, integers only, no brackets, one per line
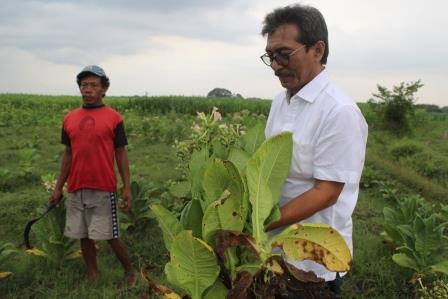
392,253,420,272
228,147,250,174
202,159,246,212
203,280,229,299
201,159,248,243
202,189,246,244
246,132,292,243
150,204,182,251
189,147,210,201
180,199,203,238
429,260,448,275
241,123,265,156
414,215,443,258
269,223,352,272
165,231,220,299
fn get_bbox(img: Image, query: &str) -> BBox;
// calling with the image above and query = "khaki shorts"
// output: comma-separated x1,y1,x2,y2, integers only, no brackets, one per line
64,189,120,240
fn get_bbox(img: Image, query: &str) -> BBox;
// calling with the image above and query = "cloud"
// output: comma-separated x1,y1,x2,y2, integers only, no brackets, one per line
0,0,259,64
0,0,447,105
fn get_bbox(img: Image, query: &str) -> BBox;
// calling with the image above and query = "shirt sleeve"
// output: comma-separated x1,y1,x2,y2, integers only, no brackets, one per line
61,127,71,146
313,105,368,184
114,121,128,148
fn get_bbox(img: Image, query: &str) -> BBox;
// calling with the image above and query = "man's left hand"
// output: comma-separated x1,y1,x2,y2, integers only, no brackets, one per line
120,187,132,212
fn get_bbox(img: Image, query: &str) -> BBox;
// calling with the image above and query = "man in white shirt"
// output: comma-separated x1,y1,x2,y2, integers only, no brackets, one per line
260,4,368,296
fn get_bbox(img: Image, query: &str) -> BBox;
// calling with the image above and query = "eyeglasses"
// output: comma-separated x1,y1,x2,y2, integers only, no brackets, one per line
260,44,306,67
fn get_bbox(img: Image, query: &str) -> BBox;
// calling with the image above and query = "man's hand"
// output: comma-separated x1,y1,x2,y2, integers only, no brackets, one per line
120,187,132,212
49,189,63,206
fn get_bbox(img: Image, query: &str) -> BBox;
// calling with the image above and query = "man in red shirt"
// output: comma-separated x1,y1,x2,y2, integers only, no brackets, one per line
50,65,135,286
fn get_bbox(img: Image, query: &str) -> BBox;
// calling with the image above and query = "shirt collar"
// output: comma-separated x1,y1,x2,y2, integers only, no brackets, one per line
290,68,329,103
82,103,105,109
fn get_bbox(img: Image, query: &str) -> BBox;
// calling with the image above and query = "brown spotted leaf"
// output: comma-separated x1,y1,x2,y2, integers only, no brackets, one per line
270,223,352,272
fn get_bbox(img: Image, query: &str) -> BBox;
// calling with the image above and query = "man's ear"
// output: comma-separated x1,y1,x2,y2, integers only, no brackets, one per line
313,40,325,63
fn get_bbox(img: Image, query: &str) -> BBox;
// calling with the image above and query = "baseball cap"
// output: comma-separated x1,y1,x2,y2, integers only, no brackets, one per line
77,65,108,80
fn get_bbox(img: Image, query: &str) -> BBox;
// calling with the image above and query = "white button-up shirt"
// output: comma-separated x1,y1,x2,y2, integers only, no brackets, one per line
265,69,368,281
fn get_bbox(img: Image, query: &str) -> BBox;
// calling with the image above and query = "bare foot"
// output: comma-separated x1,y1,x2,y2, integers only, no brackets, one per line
87,272,99,285
124,271,137,288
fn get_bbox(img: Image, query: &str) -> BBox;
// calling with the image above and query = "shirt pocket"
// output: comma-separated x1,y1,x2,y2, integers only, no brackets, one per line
291,142,314,179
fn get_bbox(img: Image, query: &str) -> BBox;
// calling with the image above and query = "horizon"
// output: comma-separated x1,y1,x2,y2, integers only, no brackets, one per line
1,0,447,106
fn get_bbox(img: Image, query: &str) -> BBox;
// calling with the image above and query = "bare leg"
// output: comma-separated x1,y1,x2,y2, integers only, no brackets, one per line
81,238,98,282
107,238,136,286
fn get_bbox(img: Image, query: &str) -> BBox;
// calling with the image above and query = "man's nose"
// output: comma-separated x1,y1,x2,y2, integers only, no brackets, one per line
271,59,283,72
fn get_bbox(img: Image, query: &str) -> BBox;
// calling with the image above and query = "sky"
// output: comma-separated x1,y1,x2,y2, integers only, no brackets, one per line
0,0,447,106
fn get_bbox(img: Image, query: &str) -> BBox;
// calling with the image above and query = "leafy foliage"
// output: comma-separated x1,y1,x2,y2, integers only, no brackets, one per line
150,129,352,298
370,80,423,134
382,194,448,279
119,180,162,231
26,202,79,266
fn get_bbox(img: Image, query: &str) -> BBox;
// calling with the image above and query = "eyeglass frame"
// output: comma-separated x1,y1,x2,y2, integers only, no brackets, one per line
260,44,307,67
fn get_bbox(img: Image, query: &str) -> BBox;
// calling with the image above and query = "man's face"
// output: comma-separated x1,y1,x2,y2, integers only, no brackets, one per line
79,75,107,106
265,24,321,94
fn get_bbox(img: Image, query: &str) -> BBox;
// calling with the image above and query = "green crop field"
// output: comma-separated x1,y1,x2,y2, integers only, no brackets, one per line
0,94,447,298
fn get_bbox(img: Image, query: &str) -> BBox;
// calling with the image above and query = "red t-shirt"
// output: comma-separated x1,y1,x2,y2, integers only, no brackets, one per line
62,106,127,193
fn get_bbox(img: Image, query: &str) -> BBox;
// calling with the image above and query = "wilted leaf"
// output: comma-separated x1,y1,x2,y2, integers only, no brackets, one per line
141,266,182,299
270,223,352,272
25,248,46,257
214,230,260,262
0,272,12,279
227,271,253,299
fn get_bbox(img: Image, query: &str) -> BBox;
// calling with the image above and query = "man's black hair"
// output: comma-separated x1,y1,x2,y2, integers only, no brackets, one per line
261,4,329,64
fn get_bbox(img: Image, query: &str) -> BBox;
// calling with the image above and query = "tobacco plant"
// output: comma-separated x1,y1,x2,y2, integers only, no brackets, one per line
26,175,79,266
148,128,352,298
26,202,80,266
382,194,448,281
119,180,163,231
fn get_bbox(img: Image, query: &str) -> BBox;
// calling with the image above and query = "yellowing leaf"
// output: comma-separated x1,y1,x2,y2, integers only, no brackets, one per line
25,248,46,257
0,272,12,279
270,224,352,272
141,266,183,299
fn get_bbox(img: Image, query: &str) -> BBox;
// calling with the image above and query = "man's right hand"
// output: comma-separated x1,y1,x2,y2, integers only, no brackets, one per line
49,189,63,205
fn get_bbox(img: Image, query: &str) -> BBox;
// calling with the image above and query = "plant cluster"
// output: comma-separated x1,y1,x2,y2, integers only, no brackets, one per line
382,194,448,283
147,128,352,298
173,107,245,174
389,139,448,186
369,80,423,134
417,278,448,299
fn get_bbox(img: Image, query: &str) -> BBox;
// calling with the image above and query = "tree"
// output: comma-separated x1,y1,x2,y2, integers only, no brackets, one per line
207,88,232,98
207,88,244,99
371,80,424,134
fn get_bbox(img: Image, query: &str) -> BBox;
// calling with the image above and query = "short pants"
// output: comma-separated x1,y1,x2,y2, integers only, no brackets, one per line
64,189,120,240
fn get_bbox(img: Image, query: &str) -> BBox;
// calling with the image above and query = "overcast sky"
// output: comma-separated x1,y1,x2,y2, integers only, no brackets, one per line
1,0,447,106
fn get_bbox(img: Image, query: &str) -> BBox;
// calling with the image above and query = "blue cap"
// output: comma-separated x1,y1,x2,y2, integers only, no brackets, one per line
77,65,108,79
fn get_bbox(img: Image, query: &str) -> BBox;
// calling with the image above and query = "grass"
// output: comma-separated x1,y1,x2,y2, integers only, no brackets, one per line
1,94,447,298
